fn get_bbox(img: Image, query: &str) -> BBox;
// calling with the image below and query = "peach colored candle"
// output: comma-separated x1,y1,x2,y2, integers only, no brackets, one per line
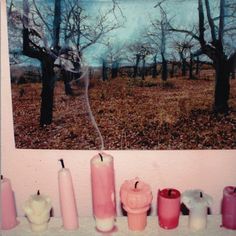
90,153,116,232
158,188,181,229
1,175,18,230
58,159,78,230
120,177,153,231
222,186,236,230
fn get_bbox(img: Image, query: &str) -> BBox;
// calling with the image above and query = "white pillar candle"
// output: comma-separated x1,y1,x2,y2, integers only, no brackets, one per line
182,190,212,231
23,191,52,232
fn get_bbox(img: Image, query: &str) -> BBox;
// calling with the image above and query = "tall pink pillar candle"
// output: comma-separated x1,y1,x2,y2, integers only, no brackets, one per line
120,177,153,231
1,175,18,230
90,153,116,232
157,188,181,229
222,186,236,230
58,159,79,230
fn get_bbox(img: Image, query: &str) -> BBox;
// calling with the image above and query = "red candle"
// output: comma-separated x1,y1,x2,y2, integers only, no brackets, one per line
90,153,116,232
157,188,181,229
222,186,236,230
1,175,18,230
120,177,153,231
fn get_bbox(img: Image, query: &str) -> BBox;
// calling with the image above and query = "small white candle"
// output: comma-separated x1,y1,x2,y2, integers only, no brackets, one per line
23,190,52,232
182,190,212,231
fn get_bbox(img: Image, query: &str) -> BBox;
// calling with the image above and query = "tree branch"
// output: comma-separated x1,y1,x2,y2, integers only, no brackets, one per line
198,0,206,46
218,0,225,46
204,0,217,43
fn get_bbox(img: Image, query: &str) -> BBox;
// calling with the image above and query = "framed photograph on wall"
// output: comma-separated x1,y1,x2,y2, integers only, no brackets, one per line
7,0,236,150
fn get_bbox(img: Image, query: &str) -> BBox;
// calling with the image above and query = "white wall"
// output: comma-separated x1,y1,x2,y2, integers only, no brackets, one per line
1,0,236,217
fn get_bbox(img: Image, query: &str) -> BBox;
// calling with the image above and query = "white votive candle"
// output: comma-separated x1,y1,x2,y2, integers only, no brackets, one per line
23,190,52,232
182,190,212,231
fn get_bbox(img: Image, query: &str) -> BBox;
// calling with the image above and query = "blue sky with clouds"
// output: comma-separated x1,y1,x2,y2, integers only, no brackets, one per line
8,0,235,66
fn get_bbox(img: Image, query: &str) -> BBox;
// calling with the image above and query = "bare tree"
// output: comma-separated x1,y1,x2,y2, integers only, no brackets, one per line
148,3,170,81
173,39,193,77
20,0,123,126
128,41,153,80
168,0,236,113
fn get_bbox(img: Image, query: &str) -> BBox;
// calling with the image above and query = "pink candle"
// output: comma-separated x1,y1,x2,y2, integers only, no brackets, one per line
120,177,153,231
157,188,181,229
1,175,18,230
58,159,78,230
90,153,116,232
222,186,236,230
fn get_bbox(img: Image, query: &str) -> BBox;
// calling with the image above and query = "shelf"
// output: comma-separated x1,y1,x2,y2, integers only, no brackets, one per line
2,216,236,236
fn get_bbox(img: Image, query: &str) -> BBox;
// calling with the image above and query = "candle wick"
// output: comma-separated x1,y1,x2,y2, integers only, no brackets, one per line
1,175,3,180
200,192,203,198
99,153,103,162
37,190,40,195
168,189,172,197
134,181,139,189
59,159,65,168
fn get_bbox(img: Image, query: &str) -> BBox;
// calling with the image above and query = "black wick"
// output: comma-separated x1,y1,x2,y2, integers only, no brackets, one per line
59,159,65,168
135,181,139,189
1,175,3,180
99,153,103,162
37,190,40,195
168,189,172,197
200,192,203,198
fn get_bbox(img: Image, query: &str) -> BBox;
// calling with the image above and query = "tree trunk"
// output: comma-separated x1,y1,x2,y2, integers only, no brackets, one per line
213,58,230,113
111,61,119,78
170,62,175,78
195,56,200,75
40,57,56,126
182,58,187,76
133,54,140,78
189,54,193,79
141,56,146,80
161,53,167,81
102,59,108,81
62,70,73,95
152,55,158,78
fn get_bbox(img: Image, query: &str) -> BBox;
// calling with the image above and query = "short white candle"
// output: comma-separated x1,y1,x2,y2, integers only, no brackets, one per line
182,190,212,231
23,190,52,232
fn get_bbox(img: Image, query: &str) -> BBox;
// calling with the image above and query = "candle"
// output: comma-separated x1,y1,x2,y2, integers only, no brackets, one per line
222,186,236,230
90,152,116,232
58,159,78,230
157,188,181,229
1,175,18,230
120,177,153,231
182,189,212,231
23,190,52,232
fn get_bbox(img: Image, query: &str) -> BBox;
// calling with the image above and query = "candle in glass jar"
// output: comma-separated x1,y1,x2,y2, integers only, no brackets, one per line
58,159,78,230
182,189,212,231
158,188,181,229
90,153,116,232
23,190,52,232
1,175,18,230
222,186,236,230
120,177,153,231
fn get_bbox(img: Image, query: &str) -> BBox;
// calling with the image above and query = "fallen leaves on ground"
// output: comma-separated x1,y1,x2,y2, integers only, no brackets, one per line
11,72,236,149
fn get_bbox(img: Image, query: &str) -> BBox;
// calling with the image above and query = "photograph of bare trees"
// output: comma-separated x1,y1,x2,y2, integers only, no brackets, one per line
8,0,236,149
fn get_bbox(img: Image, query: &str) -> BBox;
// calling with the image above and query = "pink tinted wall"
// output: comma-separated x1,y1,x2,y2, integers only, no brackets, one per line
1,0,235,217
